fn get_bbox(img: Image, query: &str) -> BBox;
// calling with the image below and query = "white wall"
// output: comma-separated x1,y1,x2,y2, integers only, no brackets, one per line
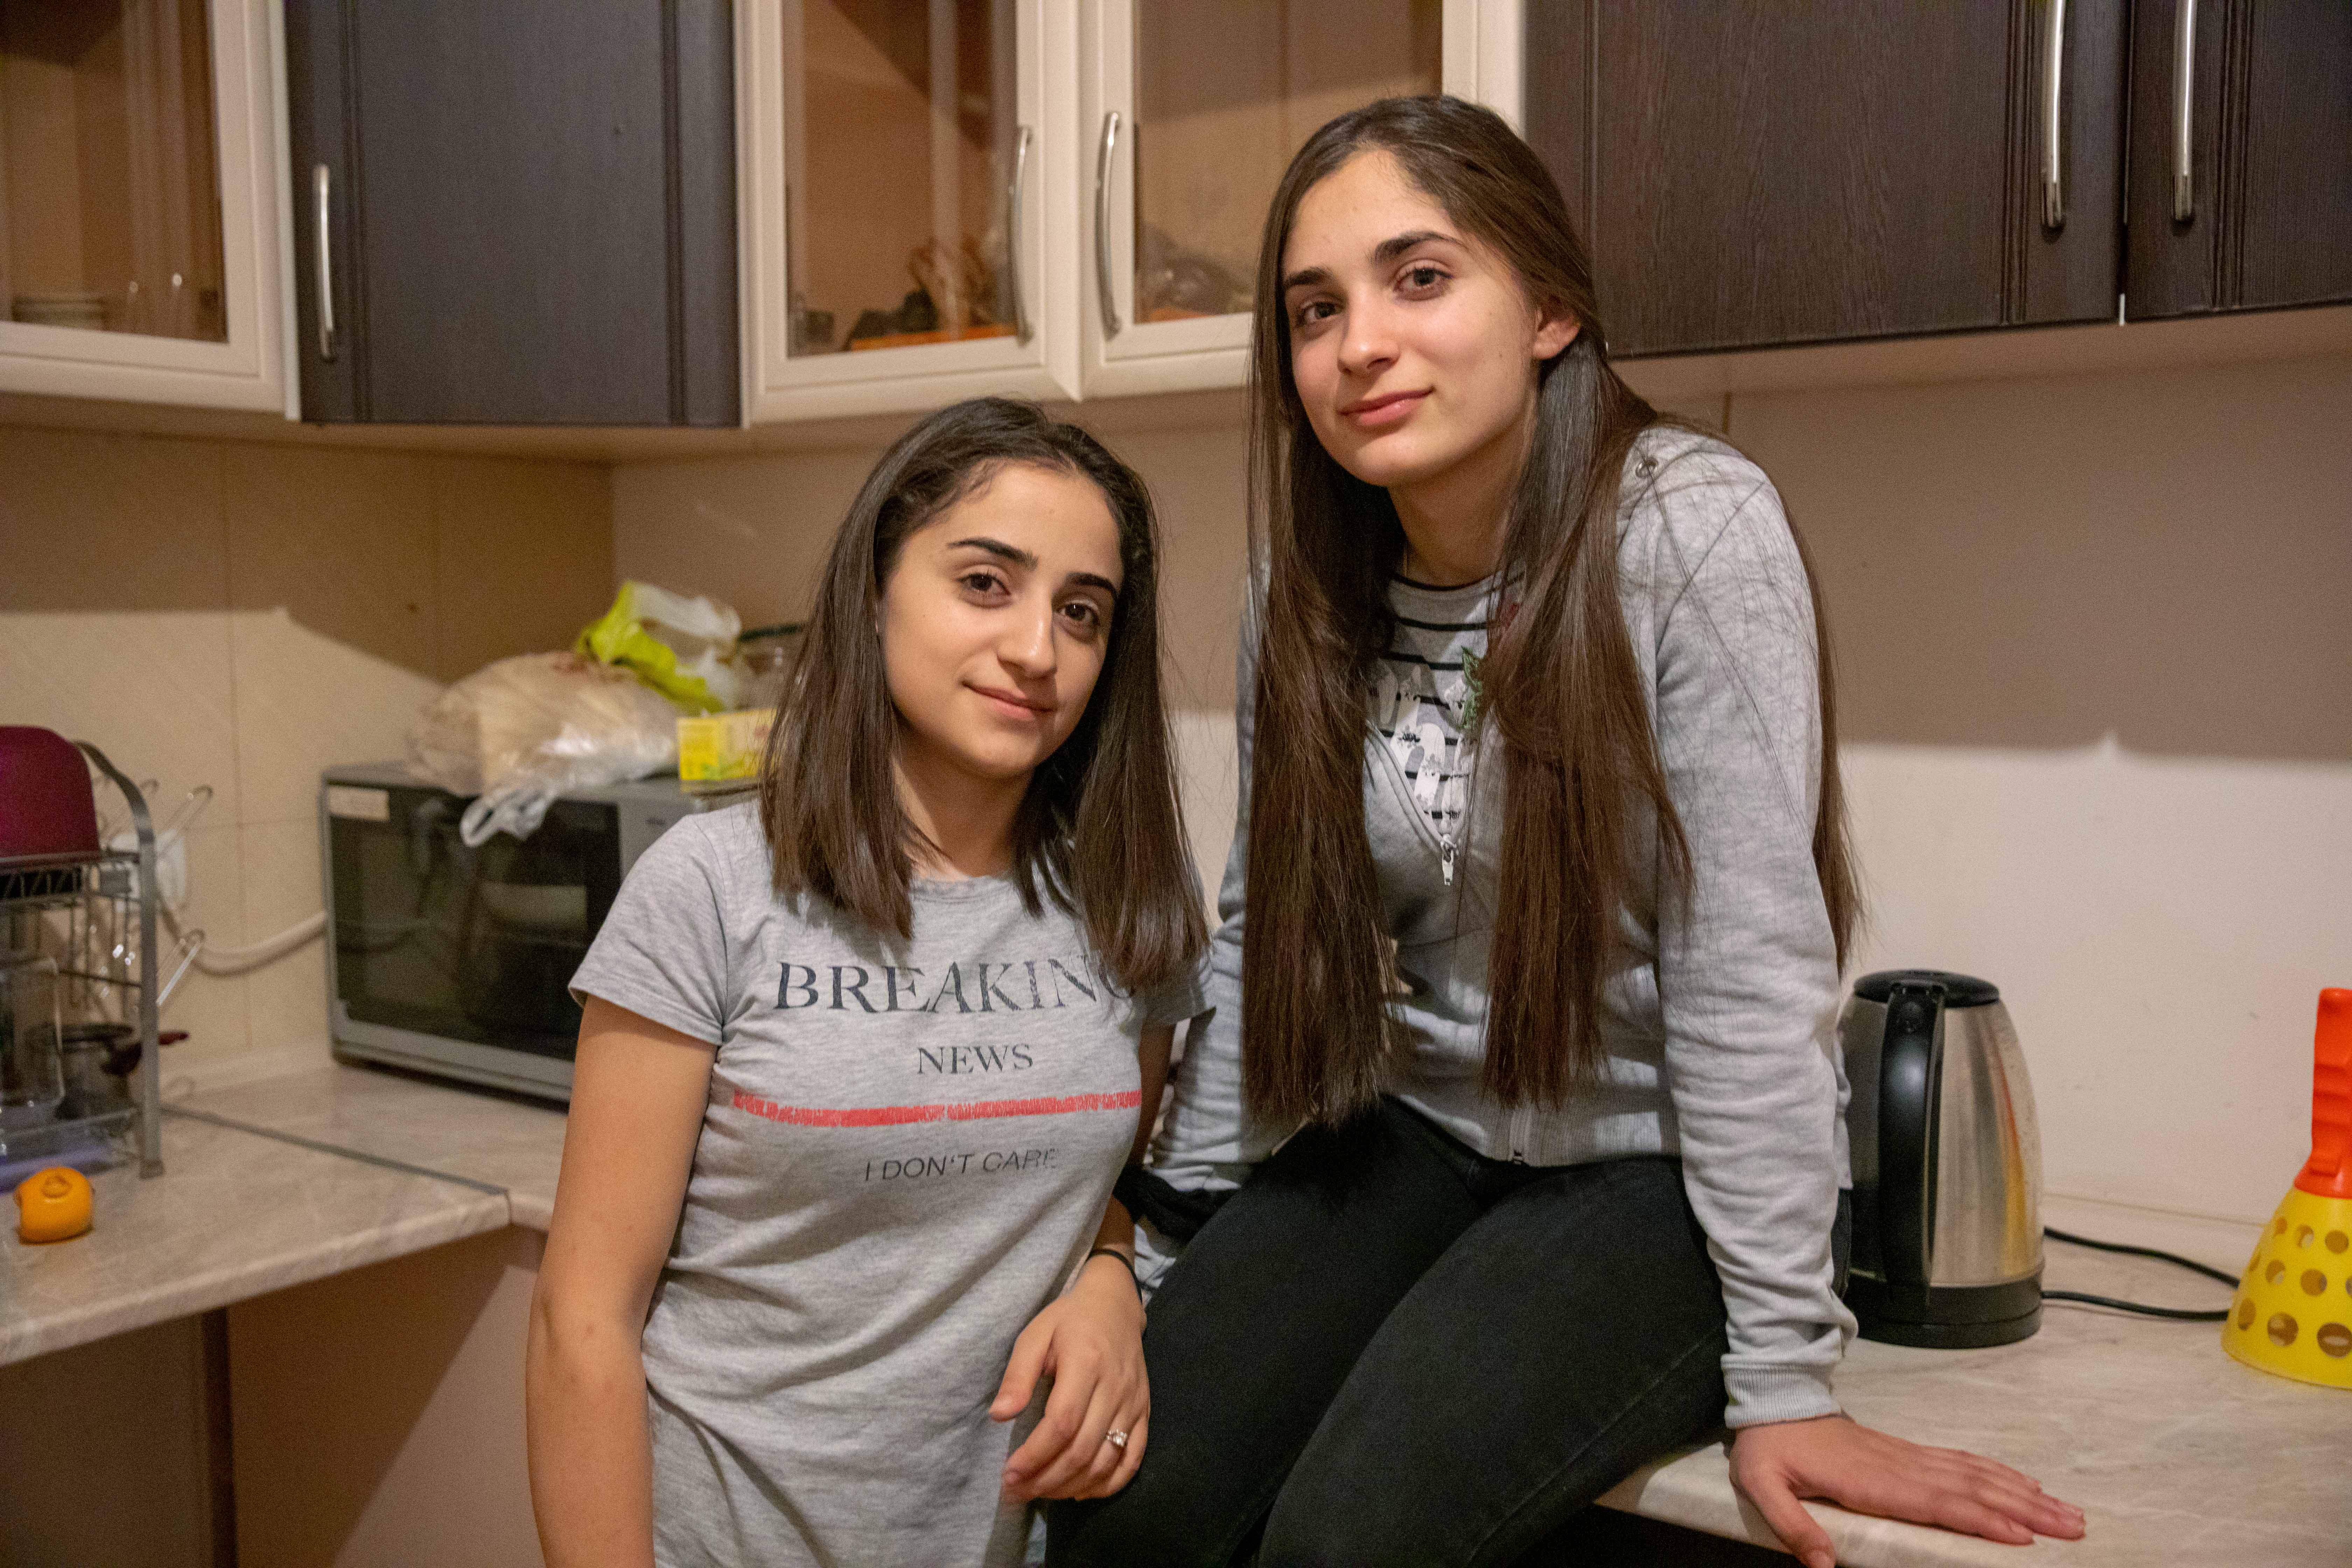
1730,356,2352,1231
611,354,2352,1238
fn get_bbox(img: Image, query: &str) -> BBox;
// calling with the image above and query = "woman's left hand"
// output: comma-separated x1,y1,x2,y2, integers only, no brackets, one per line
992,1254,1149,1504
1729,1415,2086,1567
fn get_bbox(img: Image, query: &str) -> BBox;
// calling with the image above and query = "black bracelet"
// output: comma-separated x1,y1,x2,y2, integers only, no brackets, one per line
1084,1246,1141,1297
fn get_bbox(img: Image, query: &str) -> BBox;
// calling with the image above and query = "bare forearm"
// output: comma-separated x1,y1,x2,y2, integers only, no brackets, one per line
1090,1196,1136,1263
1090,1020,1171,1268
526,1301,658,1568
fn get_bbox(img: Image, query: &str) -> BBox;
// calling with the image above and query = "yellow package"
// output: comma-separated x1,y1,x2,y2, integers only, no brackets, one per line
576,581,743,714
677,709,774,783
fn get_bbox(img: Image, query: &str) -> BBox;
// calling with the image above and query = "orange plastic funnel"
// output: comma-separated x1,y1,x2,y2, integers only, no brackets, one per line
2223,989,2352,1389
2296,988,2352,1199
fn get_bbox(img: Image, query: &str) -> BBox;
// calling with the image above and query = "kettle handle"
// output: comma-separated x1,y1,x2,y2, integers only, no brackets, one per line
1878,981,1944,1285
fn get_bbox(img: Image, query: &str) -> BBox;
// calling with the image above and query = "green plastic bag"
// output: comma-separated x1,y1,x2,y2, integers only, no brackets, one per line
575,581,745,715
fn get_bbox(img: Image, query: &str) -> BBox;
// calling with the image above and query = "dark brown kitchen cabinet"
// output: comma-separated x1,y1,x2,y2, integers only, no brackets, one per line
286,0,737,425
2124,0,2352,320
1524,1,2127,358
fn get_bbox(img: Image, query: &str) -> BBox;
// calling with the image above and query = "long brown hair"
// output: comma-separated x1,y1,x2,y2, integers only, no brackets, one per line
1242,96,1857,1125
759,397,1206,994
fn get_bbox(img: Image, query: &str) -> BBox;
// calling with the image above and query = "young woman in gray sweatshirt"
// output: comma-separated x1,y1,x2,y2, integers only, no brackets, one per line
1049,97,2085,1568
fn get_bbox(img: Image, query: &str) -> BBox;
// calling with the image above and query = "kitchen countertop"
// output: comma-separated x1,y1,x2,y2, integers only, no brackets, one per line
178,1059,570,1228
1603,1236,2351,1564
0,1105,509,1367
16,1060,2350,1564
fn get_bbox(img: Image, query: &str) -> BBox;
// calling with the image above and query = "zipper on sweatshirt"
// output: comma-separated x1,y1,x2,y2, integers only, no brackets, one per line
1508,1102,1533,1163
1367,724,1450,867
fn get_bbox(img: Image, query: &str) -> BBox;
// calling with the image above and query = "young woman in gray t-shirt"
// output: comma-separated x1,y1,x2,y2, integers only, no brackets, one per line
527,398,1207,1568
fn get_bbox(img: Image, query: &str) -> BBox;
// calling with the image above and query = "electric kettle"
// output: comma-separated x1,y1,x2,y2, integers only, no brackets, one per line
1841,970,2044,1348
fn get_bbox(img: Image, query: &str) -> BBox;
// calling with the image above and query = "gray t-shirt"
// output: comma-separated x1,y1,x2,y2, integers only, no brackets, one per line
570,803,1202,1568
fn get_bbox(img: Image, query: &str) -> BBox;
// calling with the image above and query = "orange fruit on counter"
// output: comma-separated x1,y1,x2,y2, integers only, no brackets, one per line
13,1166,93,1244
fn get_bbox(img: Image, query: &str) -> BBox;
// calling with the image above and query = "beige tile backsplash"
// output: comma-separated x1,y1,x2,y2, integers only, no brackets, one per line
1,427,614,1080
0,609,244,821
237,818,334,1069
227,609,443,828
433,457,614,683
223,446,440,676
0,429,231,612
166,822,253,1067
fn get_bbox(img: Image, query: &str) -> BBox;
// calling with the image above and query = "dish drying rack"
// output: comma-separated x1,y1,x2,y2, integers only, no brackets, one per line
0,743,192,1179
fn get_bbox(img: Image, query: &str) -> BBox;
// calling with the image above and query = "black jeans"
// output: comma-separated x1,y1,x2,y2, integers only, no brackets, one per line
1050,1099,1849,1568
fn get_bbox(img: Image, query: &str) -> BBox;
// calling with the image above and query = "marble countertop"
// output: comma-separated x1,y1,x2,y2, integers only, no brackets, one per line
1605,1239,2350,1566
178,1060,569,1228
21,1060,2352,1565
1,1107,509,1367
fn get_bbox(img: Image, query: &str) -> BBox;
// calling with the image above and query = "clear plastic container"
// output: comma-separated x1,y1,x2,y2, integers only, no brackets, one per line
1,951,63,1131
0,1101,136,1190
739,624,806,713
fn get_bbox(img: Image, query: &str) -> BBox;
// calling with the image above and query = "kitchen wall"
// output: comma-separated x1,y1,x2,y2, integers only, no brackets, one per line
0,426,613,1084
612,352,2352,1238
1735,355,2351,1240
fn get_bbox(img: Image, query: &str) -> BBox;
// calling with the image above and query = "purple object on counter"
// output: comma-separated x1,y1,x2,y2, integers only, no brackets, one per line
0,1139,116,1192
0,727,99,859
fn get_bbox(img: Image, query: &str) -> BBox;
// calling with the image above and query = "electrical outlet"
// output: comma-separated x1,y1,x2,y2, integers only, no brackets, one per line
104,828,188,916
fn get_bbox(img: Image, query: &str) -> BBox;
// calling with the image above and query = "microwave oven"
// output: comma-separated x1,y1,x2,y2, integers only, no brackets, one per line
319,764,723,1101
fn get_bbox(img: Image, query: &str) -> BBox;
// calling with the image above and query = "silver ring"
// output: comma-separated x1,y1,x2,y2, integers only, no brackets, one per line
1102,1429,1129,1450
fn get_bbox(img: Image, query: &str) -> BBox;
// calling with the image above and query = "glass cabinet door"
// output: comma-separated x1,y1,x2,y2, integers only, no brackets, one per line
788,0,1016,358
743,0,1079,422
1133,1,1441,327
0,0,284,409
0,0,226,342
1085,0,1483,397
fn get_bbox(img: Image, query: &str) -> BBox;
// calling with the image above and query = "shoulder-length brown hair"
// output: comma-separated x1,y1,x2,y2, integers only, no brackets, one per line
758,397,1206,995
1243,96,1857,1125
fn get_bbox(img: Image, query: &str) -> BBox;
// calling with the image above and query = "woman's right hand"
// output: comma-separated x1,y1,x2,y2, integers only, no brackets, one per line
1728,1415,2085,1567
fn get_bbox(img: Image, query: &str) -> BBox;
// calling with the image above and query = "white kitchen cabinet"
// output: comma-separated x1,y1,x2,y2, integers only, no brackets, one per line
741,0,1521,423
741,0,1084,422
0,0,289,412
1078,0,1519,399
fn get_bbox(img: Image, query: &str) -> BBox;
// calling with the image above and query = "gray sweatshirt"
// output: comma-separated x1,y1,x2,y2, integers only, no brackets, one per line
1150,426,1857,1428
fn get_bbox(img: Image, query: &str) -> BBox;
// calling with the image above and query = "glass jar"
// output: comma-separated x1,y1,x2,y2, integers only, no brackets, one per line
1,952,64,1130
739,623,807,713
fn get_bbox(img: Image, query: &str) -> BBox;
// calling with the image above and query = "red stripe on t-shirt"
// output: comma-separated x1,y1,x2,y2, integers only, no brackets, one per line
729,1087,1141,1127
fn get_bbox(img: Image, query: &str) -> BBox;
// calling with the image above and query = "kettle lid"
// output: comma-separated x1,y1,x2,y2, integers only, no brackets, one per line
1853,969,2002,1007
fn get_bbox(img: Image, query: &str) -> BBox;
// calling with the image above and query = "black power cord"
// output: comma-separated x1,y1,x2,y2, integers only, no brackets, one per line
2039,1225,2234,1322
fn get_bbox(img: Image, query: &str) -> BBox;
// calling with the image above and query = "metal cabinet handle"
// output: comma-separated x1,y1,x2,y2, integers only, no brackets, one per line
312,163,337,362
1094,110,1122,339
2041,0,2067,230
2171,0,2197,222
1006,125,1034,344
